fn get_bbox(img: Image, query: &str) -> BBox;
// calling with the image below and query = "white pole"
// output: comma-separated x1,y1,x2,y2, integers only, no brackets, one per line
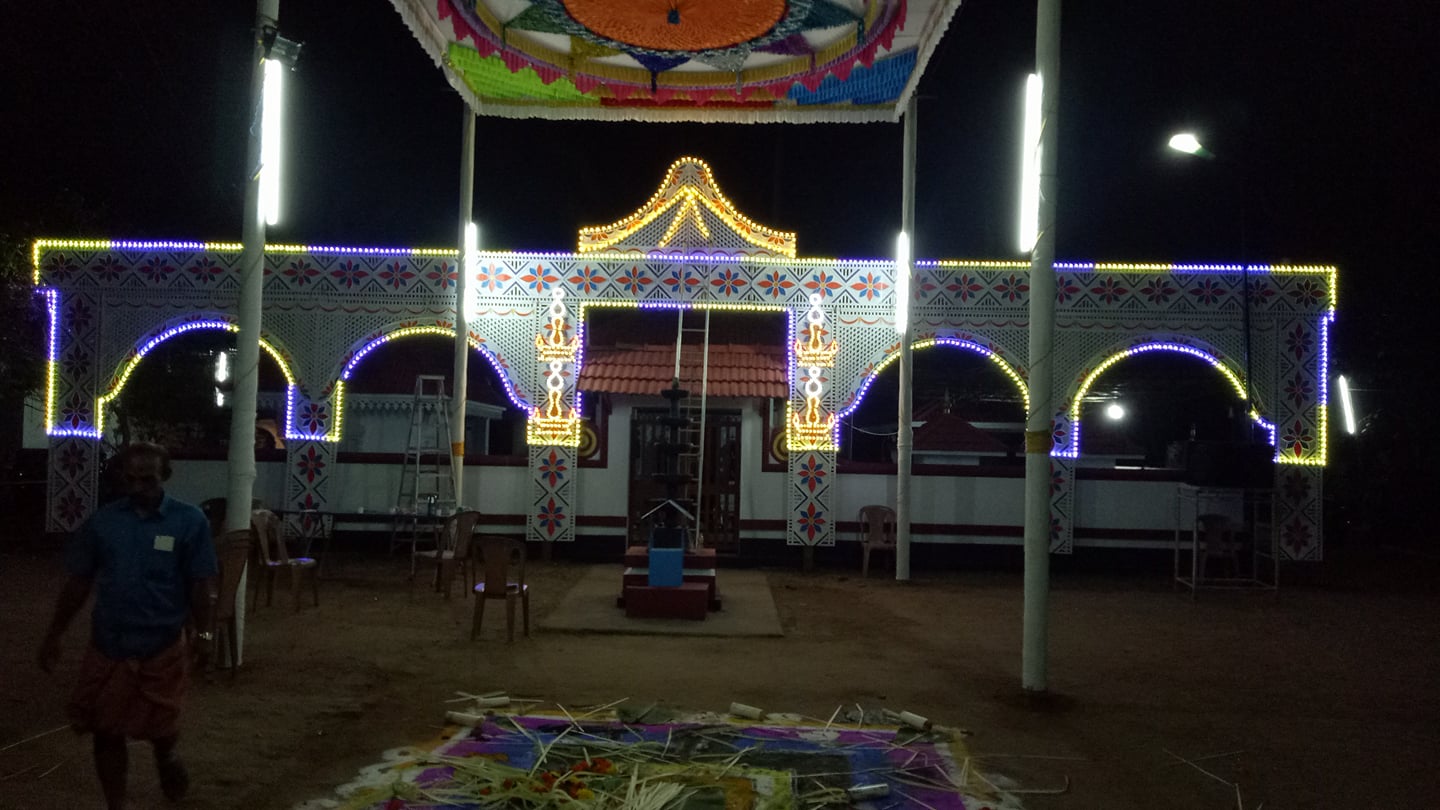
225,0,278,534
1022,0,1062,693
895,96,918,582
224,0,280,666
451,107,475,509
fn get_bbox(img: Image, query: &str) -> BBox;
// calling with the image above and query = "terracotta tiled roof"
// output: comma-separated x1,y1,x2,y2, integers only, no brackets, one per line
578,344,787,398
913,412,1011,454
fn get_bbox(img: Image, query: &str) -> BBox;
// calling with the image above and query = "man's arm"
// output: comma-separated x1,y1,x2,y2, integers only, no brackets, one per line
37,575,93,672
189,576,218,664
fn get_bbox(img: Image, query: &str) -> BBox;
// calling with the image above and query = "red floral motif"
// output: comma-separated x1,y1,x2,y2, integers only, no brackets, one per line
537,499,566,536
1281,420,1313,458
947,274,983,302
850,272,890,301
187,258,224,285
1054,275,1081,303
476,265,512,292
138,258,176,283
1285,324,1311,361
539,450,567,488
710,268,747,296
426,261,457,290
519,265,556,292
663,268,700,294
330,260,369,288
1284,374,1313,408
1282,517,1313,556
1282,469,1312,503
797,502,826,541
1089,276,1129,304
568,266,607,294
92,257,126,282
993,274,1029,302
757,270,793,299
798,456,826,492
803,271,842,299
1140,276,1177,304
378,261,415,290
283,260,320,286
296,445,327,483
615,267,652,295
1188,278,1226,305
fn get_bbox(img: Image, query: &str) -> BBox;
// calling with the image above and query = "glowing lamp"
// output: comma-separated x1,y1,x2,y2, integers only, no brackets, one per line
463,222,479,325
1105,403,1126,421
1018,73,1042,254
1168,132,1204,155
1337,375,1357,435
260,59,285,225
894,231,910,335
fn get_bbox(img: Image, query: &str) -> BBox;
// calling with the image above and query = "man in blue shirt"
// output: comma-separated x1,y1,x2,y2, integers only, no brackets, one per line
38,442,218,809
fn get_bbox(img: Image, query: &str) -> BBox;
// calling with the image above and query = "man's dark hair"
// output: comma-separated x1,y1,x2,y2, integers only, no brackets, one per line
115,441,173,480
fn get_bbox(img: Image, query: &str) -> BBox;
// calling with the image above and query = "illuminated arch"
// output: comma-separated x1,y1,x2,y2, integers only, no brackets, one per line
79,317,298,439
836,336,1031,426
1060,340,1278,460
330,323,527,443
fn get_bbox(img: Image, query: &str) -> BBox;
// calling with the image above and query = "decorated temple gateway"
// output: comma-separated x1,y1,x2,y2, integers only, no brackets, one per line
32,156,1336,561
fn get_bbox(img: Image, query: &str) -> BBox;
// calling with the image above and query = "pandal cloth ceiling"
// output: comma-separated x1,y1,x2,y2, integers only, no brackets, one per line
389,0,964,122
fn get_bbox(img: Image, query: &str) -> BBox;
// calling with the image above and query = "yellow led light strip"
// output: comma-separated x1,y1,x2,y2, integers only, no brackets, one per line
864,338,1030,413
89,323,295,436
577,157,796,257
31,239,457,285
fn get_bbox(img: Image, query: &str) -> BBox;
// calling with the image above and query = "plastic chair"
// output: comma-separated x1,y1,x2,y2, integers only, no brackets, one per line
470,535,529,642
286,510,335,576
857,505,897,578
213,529,251,679
251,509,319,611
413,510,482,599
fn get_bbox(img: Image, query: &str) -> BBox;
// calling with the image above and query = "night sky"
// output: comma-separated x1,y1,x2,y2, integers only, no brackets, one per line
3,2,1434,501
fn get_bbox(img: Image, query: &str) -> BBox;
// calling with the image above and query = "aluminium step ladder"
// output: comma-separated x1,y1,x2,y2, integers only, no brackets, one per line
672,309,711,549
391,375,455,562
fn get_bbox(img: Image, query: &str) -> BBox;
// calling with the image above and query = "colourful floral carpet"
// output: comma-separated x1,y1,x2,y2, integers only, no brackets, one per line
297,703,1022,809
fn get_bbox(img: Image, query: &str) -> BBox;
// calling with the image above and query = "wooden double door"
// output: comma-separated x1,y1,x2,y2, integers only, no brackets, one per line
628,408,742,553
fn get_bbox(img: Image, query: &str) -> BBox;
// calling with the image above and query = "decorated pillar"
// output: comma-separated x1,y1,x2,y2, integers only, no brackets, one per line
44,286,105,532
526,289,580,544
787,295,839,547
1272,312,1331,559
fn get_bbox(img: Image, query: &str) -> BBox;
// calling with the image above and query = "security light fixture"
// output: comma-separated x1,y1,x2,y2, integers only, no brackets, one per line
1168,132,1213,159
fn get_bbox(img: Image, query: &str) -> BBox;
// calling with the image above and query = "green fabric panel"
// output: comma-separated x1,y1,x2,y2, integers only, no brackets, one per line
802,0,860,30
447,44,598,104
504,5,568,35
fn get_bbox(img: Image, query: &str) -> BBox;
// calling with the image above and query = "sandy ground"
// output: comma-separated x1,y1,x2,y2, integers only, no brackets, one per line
2,547,1438,809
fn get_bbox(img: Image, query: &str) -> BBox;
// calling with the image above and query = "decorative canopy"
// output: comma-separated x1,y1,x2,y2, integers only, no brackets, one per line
390,0,964,122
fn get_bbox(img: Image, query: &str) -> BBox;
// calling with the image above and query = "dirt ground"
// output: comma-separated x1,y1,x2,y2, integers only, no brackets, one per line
2,546,1438,809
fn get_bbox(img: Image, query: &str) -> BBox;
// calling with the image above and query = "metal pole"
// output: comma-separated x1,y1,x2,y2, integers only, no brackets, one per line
223,0,279,668
895,96,918,582
1022,0,1061,692
225,0,278,535
451,106,475,508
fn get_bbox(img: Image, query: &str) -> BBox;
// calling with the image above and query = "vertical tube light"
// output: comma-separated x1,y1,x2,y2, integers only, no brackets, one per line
894,231,910,334
1018,73,1042,254
260,59,285,225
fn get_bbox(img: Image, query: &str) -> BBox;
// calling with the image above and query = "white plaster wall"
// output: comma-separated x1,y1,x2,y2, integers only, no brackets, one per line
325,461,530,515
164,460,286,510
833,473,1026,542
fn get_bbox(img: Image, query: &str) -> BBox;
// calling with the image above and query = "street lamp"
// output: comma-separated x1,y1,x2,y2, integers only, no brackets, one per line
1105,402,1126,421
1167,132,1212,159
1168,130,1256,438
